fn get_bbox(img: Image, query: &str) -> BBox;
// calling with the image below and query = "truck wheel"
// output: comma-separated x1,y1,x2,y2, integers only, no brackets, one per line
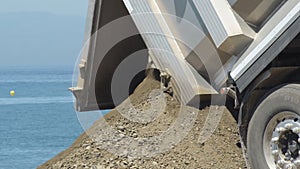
247,84,300,169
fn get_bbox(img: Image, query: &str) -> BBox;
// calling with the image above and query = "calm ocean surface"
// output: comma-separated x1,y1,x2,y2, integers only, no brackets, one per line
0,67,85,169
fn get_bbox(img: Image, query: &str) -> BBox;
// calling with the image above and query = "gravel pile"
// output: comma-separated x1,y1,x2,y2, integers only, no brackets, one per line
38,75,246,169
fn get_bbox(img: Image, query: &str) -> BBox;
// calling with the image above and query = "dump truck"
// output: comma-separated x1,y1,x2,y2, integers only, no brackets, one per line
70,0,300,168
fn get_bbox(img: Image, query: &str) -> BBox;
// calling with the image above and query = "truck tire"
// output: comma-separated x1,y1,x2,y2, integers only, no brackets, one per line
247,84,300,169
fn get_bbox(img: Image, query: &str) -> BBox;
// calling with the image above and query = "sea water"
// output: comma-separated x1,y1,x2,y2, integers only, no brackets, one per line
0,67,84,169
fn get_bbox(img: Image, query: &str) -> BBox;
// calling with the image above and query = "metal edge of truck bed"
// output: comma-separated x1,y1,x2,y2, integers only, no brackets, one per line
236,16,300,92
230,0,300,92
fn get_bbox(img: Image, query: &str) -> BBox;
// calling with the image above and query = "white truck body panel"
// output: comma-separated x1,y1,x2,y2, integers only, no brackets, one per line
71,0,300,111
231,0,300,81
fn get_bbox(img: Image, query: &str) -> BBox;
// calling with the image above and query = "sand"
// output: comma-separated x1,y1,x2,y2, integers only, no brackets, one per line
38,75,246,169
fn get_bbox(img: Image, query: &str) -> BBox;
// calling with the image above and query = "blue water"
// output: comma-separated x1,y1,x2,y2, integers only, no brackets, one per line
0,67,84,169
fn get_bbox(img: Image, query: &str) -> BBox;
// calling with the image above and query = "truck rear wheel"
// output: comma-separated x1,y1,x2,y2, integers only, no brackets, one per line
247,84,300,169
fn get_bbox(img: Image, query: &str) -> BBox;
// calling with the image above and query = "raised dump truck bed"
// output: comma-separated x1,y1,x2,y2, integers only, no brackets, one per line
71,1,300,168
71,0,299,111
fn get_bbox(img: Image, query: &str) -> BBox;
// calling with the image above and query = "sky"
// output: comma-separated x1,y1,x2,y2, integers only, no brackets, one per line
0,0,88,16
0,0,89,68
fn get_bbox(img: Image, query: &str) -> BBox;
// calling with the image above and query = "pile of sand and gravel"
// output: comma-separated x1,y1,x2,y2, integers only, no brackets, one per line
38,75,246,169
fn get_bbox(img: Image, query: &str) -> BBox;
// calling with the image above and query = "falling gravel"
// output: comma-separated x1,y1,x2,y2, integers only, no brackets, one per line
38,74,247,169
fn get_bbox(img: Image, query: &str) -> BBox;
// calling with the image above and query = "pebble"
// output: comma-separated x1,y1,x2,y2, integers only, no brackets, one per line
118,126,125,131
97,165,105,169
184,160,190,165
152,161,158,165
132,133,138,138
122,161,128,165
